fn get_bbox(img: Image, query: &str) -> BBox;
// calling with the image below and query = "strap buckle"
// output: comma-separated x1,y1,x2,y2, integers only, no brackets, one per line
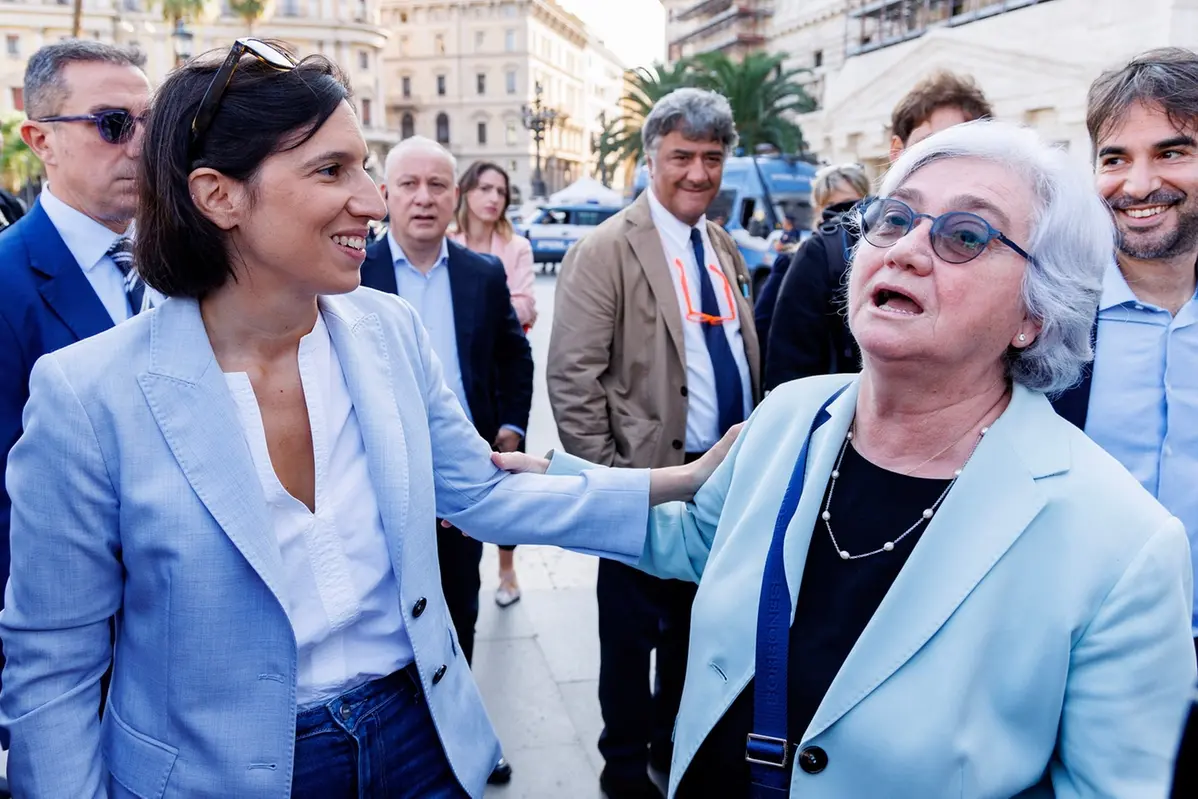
745,733,791,769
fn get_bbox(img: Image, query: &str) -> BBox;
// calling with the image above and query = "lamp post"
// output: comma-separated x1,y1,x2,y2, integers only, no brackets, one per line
521,81,559,199
171,19,194,68
591,110,611,187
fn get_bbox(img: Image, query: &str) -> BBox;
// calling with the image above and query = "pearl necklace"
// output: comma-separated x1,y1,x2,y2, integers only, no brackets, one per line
822,426,988,561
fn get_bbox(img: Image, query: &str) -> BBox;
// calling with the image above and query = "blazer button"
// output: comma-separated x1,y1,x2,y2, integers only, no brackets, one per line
672,439,683,450
432,664,448,684
680,385,688,397
798,746,827,774
412,597,427,618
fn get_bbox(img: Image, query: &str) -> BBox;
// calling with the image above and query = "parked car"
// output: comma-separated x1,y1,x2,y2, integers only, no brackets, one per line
523,203,623,271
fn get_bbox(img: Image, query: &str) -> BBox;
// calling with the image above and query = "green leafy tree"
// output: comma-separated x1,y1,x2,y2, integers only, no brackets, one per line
0,114,44,193
691,52,816,154
162,0,208,26
596,52,816,173
229,0,269,34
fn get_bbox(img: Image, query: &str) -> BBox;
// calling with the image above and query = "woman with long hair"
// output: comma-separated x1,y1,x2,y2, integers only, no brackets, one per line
450,160,536,607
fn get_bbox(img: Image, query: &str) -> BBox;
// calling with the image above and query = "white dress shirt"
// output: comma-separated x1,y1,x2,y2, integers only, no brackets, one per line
39,185,132,324
224,312,413,707
646,188,753,453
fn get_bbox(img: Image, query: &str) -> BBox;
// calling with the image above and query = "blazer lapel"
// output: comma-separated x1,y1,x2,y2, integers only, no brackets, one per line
136,298,286,611
321,296,412,572
446,243,478,397
24,201,114,341
803,385,1068,741
625,195,686,366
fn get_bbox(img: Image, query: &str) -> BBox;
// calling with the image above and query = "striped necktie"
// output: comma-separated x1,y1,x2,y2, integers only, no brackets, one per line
106,236,145,316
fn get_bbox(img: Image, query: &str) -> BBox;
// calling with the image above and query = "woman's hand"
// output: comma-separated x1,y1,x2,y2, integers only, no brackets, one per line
649,422,744,505
491,450,549,474
690,422,742,488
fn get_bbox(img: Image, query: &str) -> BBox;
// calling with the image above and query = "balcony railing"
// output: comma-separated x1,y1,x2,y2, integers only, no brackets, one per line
846,0,1055,57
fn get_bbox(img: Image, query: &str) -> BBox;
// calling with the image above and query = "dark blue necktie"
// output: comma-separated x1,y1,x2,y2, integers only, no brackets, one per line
689,227,745,436
107,237,145,315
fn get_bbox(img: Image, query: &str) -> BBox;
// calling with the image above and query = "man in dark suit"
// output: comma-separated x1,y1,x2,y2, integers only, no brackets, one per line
0,42,150,716
360,136,532,785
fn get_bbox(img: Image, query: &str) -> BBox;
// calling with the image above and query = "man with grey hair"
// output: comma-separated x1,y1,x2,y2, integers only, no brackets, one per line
1051,48,1198,666
0,39,149,718
359,135,531,787
548,88,759,798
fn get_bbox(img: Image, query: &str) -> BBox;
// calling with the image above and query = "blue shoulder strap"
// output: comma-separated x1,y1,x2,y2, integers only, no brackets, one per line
748,382,849,796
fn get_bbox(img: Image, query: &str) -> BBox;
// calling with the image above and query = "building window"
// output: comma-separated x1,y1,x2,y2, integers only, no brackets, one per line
402,75,411,98
360,98,372,127
281,0,300,16
436,74,446,96
475,30,484,51
359,50,369,70
11,86,23,112
505,69,516,95
401,113,415,139
122,0,139,10
435,34,445,55
477,122,487,145
505,29,515,52
476,73,485,95
505,122,517,146
5,35,18,58
813,50,823,68
436,113,450,144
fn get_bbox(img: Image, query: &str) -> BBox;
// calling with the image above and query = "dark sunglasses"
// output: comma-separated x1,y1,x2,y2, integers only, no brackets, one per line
860,197,1035,265
34,108,146,144
190,38,297,154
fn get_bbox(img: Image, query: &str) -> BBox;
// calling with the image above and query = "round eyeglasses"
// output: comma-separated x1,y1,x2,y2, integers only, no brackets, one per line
859,197,1035,265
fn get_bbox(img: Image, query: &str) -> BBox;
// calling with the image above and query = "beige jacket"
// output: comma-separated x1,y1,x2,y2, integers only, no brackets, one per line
547,192,761,469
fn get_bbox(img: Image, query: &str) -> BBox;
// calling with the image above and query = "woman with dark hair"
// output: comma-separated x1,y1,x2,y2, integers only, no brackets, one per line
0,41,725,798
449,160,536,608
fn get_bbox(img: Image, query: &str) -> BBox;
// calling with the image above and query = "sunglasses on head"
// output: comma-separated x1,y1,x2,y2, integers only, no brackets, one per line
859,197,1035,265
34,108,146,144
189,38,298,154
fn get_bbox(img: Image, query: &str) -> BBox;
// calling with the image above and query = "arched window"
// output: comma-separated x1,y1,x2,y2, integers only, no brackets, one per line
436,112,450,144
401,113,414,139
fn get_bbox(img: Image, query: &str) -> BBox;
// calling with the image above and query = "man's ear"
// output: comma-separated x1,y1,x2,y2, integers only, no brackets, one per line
888,135,905,163
20,119,54,166
188,168,247,231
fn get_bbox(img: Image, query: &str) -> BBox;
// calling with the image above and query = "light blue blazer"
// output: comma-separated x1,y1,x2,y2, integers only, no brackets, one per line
553,375,1196,798
0,289,650,799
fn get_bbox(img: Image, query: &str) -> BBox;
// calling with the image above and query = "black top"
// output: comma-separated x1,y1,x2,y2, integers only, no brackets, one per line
677,443,952,798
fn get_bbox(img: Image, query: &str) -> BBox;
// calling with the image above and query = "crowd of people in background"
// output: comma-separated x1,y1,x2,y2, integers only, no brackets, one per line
0,32,1194,799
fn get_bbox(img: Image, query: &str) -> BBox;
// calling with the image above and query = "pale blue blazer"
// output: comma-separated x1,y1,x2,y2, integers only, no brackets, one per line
0,289,650,799
554,375,1196,798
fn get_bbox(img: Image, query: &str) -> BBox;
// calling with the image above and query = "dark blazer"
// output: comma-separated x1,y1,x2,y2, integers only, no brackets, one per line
1047,318,1099,430
360,237,533,444
0,198,115,606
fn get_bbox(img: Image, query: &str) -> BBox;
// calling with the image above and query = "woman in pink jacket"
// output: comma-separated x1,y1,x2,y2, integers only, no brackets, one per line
451,161,537,608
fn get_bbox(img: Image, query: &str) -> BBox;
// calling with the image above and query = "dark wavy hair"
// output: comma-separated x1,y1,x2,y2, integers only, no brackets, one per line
136,44,351,298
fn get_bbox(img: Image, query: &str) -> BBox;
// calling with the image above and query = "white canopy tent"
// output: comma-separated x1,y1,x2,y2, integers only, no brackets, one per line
548,176,623,206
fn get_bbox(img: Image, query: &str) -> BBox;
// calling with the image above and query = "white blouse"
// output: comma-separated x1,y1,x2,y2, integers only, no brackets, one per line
224,312,414,707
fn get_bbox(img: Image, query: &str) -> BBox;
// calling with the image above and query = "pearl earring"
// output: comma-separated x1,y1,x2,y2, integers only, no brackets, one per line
1018,333,1027,342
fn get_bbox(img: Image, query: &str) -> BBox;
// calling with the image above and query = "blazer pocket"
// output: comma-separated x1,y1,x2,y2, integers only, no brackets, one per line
101,703,179,799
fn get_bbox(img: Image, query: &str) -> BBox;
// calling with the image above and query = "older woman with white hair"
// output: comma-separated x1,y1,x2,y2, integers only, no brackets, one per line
503,119,1197,797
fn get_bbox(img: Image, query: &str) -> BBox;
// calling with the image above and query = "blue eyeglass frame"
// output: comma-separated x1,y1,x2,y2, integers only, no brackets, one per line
860,197,1036,265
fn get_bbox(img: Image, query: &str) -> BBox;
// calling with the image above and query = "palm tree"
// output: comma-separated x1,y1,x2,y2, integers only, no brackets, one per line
595,60,698,171
229,0,269,34
691,52,816,154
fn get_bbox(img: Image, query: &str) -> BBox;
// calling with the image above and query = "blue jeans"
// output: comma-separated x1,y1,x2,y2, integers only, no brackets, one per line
292,665,468,799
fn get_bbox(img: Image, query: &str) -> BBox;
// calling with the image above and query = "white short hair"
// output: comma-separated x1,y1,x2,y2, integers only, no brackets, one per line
383,136,457,180
858,119,1114,394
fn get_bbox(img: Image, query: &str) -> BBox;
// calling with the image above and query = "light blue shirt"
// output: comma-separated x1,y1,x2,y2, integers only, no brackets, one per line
387,233,472,423
1087,260,1198,633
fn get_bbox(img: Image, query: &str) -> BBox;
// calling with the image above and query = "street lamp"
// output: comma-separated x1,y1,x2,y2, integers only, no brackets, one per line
171,19,194,67
521,81,560,199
